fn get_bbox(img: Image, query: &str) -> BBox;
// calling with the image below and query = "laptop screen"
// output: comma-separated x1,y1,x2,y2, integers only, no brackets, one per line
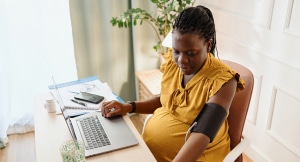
51,76,77,139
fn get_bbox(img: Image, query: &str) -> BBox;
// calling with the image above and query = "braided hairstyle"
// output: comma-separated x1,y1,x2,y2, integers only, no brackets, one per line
173,5,217,56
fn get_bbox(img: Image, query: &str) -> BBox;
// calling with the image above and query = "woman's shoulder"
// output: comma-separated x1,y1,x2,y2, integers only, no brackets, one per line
203,54,245,94
160,49,174,73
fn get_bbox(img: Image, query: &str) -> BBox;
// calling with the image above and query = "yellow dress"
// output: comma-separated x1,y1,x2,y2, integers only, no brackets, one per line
142,53,245,162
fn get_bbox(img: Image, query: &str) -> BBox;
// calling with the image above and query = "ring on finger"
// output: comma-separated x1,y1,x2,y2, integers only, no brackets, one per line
110,108,116,112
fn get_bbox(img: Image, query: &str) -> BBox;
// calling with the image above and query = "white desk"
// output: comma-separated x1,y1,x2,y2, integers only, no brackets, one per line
34,93,156,162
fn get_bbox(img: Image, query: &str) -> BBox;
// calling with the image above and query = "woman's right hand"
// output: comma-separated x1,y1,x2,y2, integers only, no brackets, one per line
101,100,132,118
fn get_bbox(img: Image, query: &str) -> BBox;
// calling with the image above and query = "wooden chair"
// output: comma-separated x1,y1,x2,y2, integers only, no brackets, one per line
142,60,254,162
222,60,254,162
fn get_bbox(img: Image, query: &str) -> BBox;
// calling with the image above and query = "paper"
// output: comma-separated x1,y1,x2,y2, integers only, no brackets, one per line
49,76,118,115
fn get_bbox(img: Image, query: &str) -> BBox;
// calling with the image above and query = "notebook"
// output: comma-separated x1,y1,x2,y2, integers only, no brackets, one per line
48,76,118,112
52,76,139,157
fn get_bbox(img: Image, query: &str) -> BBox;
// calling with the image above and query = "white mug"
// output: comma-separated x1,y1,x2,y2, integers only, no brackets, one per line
44,97,56,113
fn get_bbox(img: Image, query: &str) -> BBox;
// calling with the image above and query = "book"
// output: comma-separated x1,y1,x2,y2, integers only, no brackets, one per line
48,76,120,113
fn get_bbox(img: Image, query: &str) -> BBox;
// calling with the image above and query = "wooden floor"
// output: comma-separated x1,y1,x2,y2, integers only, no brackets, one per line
0,132,36,162
0,114,252,162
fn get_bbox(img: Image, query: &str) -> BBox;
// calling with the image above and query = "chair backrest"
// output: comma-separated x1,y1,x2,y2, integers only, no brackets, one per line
222,60,254,162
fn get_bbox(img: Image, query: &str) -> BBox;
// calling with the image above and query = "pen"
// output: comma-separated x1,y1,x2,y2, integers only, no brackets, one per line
68,91,80,95
71,99,87,106
68,112,89,118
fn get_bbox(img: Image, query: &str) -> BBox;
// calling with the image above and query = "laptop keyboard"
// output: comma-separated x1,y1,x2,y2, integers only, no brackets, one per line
79,115,111,150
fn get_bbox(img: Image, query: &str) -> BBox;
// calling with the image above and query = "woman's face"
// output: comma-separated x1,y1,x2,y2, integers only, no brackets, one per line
172,30,211,75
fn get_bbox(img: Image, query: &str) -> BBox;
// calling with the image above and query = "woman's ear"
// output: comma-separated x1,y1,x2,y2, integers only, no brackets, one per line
207,39,213,52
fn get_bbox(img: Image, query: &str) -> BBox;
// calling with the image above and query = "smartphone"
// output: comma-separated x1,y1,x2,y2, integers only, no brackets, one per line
74,92,104,104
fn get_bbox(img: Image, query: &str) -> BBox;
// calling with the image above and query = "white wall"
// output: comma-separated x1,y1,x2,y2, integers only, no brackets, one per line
196,0,300,161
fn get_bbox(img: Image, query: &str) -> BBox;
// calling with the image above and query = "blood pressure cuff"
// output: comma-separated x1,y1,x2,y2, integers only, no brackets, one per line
190,103,228,142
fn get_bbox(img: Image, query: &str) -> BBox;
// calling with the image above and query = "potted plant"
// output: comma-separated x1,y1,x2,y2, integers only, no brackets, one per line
110,0,195,55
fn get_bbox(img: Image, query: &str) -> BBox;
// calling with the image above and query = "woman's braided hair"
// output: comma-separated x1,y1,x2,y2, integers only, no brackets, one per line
173,5,217,56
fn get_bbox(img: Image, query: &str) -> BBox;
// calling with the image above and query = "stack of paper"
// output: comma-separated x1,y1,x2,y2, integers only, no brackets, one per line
48,76,119,115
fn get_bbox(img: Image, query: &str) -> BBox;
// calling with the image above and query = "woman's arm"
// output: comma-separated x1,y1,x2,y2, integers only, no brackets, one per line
102,96,161,118
135,96,162,114
173,77,237,162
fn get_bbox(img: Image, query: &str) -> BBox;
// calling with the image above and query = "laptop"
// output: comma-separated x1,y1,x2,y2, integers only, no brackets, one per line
51,76,139,157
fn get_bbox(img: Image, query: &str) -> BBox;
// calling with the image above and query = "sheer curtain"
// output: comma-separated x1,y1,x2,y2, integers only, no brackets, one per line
0,0,77,148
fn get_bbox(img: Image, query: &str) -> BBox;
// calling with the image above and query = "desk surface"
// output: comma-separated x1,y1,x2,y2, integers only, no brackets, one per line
34,93,156,162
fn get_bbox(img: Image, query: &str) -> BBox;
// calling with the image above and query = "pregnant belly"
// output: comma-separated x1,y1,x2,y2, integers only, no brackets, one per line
142,111,190,160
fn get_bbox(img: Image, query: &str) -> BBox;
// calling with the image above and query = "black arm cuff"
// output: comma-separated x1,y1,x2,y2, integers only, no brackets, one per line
190,103,227,142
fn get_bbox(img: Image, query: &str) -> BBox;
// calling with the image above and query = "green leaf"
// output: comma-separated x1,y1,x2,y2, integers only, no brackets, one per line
118,21,123,28
134,14,140,20
110,19,116,26
151,0,158,3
